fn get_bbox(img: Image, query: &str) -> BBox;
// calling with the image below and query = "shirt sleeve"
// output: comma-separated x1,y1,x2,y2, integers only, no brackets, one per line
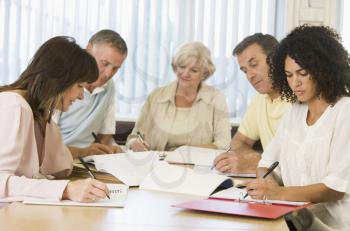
238,94,260,141
212,92,231,149
322,102,350,193
125,95,152,149
0,99,68,201
99,83,116,135
99,96,115,135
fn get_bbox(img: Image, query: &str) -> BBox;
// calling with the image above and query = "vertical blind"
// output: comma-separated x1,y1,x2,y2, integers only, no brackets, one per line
0,0,282,122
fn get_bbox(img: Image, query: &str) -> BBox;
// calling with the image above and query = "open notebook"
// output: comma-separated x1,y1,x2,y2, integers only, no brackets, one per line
164,146,222,166
23,184,128,207
165,146,256,178
84,152,159,186
140,162,234,197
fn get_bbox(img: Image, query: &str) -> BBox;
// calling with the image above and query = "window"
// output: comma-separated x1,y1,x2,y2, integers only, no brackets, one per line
0,0,282,122
341,0,350,52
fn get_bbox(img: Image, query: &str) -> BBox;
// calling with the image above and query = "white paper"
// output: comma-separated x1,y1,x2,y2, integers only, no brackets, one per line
211,187,308,206
164,146,223,166
84,152,159,186
212,168,256,178
140,162,233,197
24,184,128,207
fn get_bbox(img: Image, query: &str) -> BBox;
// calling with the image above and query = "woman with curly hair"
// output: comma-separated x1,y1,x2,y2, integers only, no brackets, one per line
245,25,350,230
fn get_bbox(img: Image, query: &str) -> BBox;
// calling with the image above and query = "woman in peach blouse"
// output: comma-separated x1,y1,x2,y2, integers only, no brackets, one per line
0,36,110,202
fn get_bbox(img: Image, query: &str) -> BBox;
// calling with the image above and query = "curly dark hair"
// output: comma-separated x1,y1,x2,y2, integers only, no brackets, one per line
269,24,350,104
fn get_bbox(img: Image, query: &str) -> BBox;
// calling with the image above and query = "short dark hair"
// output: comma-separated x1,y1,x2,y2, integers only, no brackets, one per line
89,29,128,54
270,24,350,104
233,33,279,57
0,36,98,121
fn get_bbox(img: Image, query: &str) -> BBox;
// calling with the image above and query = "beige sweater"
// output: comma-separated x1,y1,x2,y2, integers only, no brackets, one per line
126,81,231,151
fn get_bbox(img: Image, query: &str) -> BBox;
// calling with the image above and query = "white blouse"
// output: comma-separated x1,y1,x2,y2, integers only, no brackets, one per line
259,97,350,229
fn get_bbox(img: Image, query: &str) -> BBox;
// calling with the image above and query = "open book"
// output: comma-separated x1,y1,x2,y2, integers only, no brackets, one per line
24,184,128,207
165,146,256,178
140,162,234,197
84,152,159,186
165,146,222,166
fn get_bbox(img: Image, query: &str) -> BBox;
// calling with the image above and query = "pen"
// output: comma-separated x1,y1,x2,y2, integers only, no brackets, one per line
137,131,148,150
211,146,231,170
92,132,101,144
78,156,110,199
242,161,279,199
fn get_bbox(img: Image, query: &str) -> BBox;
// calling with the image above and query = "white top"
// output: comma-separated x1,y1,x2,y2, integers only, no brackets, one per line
259,97,350,229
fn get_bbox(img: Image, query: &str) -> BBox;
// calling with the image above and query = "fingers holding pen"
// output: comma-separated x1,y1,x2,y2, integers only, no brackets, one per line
63,178,110,202
131,139,149,152
245,179,283,200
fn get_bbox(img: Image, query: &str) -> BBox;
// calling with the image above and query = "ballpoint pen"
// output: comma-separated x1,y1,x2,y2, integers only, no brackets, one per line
78,156,110,199
210,146,231,170
137,131,149,150
92,132,101,144
242,161,279,199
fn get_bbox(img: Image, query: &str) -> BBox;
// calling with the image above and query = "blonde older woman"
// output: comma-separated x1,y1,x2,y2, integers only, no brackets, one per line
127,42,231,151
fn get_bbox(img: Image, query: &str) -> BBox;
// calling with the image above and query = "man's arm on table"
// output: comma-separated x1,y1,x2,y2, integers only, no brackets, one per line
214,131,261,173
68,134,123,158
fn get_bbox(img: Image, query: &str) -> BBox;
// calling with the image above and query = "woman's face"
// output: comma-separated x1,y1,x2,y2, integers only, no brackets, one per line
175,57,205,90
61,83,85,111
285,56,318,104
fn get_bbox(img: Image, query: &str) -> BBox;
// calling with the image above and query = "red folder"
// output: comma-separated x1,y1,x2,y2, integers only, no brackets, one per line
173,198,310,219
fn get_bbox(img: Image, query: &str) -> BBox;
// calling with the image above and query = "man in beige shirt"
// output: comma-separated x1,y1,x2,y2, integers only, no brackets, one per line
214,33,290,174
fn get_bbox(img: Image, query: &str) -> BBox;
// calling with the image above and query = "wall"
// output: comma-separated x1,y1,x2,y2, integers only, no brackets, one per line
286,0,339,32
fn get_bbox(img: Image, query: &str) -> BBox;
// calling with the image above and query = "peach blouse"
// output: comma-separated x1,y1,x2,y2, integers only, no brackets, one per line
0,92,73,202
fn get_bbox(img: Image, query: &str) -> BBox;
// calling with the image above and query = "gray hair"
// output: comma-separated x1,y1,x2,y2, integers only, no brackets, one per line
171,42,216,80
89,29,128,54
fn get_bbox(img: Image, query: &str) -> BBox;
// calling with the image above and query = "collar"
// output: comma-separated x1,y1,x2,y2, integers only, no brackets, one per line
263,93,283,103
156,80,213,105
84,82,109,96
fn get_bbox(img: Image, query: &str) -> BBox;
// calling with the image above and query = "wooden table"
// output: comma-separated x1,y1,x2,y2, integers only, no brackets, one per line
0,188,288,231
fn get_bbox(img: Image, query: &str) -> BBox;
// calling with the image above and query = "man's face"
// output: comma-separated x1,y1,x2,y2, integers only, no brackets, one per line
236,43,274,95
86,43,127,89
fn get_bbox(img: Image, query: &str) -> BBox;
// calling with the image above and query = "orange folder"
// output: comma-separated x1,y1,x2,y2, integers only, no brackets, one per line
173,198,310,219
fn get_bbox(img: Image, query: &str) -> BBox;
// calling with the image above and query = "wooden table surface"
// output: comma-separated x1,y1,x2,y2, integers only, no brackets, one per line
0,187,288,231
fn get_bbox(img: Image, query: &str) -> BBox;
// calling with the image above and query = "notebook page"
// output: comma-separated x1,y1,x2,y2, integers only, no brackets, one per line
85,152,159,186
140,162,233,197
165,146,223,166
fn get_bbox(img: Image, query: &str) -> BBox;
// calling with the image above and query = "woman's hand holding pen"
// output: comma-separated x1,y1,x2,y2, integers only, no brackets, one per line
131,132,150,151
62,178,110,202
244,177,282,200
130,139,149,152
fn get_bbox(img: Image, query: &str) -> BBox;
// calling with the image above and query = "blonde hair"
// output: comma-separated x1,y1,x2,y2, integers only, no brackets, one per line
171,42,216,80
